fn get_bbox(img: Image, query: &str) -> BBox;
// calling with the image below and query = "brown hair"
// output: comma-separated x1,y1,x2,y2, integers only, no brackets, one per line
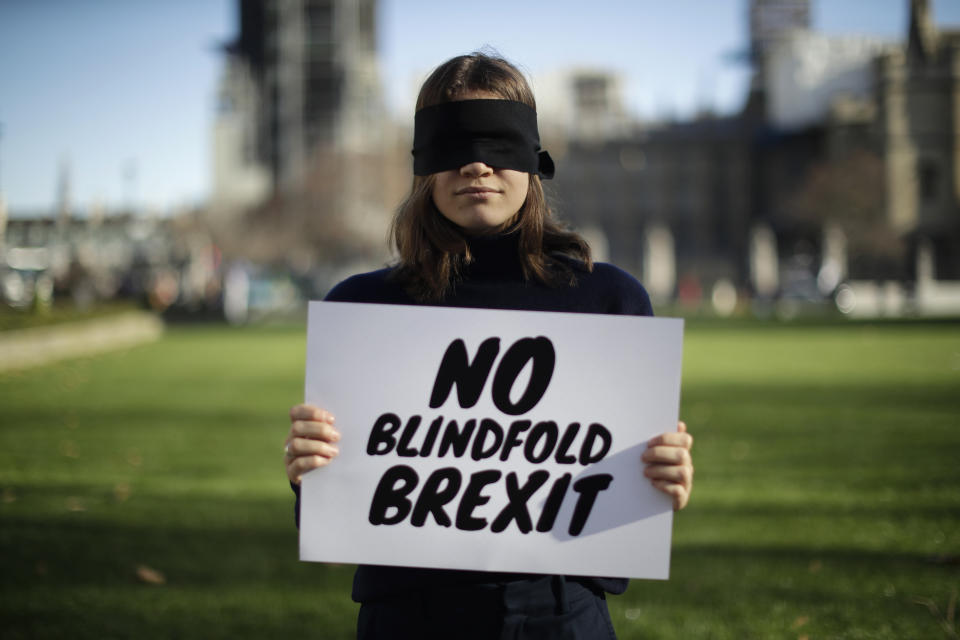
390,52,592,302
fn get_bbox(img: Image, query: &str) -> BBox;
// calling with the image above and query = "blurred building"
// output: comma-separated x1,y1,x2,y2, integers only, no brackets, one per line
762,30,890,131
212,47,270,215
749,0,810,62
879,0,960,267
213,0,383,203
552,70,755,297
1,154,223,316
209,0,402,299
1,208,220,315
552,0,960,315
772,0,960,294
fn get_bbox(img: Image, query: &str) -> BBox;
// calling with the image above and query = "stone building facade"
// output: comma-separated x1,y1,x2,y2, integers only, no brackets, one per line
878,0,960,279
554,0,959,308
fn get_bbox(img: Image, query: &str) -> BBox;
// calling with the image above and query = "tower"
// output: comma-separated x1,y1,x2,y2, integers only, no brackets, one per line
215,0,383,197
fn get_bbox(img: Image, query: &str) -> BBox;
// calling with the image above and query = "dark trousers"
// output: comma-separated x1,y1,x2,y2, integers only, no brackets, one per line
356,576,617,640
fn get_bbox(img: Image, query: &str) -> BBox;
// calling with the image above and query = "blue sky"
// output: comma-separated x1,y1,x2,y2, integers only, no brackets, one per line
1,0,958,213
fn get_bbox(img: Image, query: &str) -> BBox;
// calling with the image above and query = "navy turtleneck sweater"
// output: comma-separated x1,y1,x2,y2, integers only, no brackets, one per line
295,233,653,602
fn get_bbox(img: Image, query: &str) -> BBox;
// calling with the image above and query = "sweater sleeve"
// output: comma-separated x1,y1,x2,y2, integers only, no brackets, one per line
291,482,301,529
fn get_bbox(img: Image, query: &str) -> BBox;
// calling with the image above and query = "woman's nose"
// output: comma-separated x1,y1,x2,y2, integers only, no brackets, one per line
459,161,493,177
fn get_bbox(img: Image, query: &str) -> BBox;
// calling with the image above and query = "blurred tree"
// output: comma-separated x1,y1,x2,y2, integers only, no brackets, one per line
212,146,402,277
786,149,906,280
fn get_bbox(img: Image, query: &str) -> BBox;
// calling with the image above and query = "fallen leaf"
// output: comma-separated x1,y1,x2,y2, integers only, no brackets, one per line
792,615,809,629
2,488,15,504
60,441,80,459
66,497,86,512
113,483,132,502
135,565,166,585
808,559,822,573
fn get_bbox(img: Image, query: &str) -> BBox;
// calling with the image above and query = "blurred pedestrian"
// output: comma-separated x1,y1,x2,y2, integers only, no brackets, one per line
284,51,693,640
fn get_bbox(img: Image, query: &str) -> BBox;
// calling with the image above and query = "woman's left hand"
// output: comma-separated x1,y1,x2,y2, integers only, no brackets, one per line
642,421,694,511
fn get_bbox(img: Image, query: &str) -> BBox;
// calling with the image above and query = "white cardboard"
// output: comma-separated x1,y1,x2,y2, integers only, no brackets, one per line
300,301,684,580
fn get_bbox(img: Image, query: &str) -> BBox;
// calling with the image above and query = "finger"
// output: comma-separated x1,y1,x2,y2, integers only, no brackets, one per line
287,452,338,477
651,479,689,511
287,437,339,460
290,404,336,424
641,445,692,466
678,420,692,449
286,454,336,485
647,432,693,449
644,463,693,487
290,420,341,442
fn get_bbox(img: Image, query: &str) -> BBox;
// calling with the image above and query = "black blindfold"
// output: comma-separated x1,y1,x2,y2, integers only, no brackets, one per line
412,99,555,179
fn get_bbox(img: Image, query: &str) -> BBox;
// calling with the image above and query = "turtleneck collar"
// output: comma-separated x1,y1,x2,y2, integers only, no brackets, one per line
463,231,524,279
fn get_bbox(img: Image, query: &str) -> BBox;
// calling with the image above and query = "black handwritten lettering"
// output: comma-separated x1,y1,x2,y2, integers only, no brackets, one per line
437,419,476,458
367,413,402,456
368,465,418,525
397,415,421,457
579,423,612,465
455,470,502,531
568,474,613,536
410,467,461,527
490,470,551,534
525,420,558,464
501,420,531,461
471,419,504,461
429,338,500,409
418,415,444,457
491,337,556,415
366,334,618,538
535,472,571,532
555,422,579,464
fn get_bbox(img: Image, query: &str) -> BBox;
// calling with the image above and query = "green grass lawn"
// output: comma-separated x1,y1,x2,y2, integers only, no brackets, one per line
1,320,958,639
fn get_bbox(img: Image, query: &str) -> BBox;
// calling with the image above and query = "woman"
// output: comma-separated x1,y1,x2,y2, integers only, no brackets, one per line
284,52,693,640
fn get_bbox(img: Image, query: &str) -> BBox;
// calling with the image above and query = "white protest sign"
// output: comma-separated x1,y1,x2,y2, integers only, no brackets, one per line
300,301,684,580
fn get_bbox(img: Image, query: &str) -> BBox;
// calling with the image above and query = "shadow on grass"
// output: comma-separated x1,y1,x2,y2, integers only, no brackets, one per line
0,511,341,590
0,493,358,639
615,544,959,639
2,491,957,639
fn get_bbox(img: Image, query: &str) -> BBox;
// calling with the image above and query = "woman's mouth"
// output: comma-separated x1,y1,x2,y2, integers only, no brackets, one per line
456,186,499,199
456,186,498,194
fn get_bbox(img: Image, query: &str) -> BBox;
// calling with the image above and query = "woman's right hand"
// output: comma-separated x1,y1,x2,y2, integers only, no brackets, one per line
285,403,341,485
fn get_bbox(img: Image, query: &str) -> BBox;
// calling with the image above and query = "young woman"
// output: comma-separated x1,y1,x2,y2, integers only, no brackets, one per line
284,52,693,640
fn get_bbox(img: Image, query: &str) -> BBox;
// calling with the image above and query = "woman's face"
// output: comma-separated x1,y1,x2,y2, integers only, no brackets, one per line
431,163,529,233
430,91,530,233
